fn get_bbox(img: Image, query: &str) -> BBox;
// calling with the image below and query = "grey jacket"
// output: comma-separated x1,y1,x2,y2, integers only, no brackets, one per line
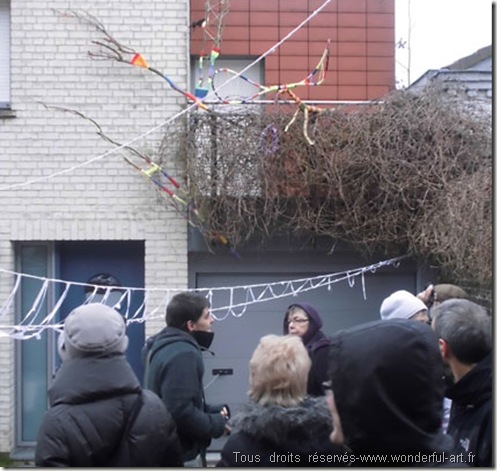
216,396,346,467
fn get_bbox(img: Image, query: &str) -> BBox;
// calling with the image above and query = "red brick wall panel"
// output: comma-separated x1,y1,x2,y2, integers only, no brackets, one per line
367,71,395,86
338,13,367,28
309,12,338,28
265,68,280,82
190,0,395,102
337,0,367,13
280,12,311,27
337,56,367,71
220,42,250,56
367,42,394,57
309,40,335,56
338,71,369,86
222,26,250,42
367,27,395,43
367,56,394,72
337,41,367,56
367,13,395,28
272,41,309,56
367,0,395,13
308,84,338,101
250,0,277,12
339,85,367,100
226,11,253,27
337,27,367,42
249,11,279,27
310,0,338,12
307,27,335,42
283,27,309,42
281,0,313,13
226,0,249,11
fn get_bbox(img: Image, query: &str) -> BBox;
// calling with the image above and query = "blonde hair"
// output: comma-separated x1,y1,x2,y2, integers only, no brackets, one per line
248,334,311,406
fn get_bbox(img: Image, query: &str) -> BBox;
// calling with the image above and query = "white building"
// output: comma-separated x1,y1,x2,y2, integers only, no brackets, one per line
0,0,189,458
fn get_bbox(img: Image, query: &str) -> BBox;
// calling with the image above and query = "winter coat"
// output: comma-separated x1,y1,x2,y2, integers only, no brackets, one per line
35,353,183,467
445,353,492,467
142,326,226,461
283,302,332,396
216,396,347,467
327,319,456,466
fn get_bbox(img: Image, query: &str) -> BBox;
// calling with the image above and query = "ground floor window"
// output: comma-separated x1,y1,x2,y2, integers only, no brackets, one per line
15,243,54,444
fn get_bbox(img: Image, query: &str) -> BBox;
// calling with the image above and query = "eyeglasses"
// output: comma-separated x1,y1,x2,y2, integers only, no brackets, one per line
287,318,309,325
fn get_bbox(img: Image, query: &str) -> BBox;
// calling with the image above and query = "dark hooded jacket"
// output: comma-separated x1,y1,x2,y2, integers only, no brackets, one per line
445,353,492,466
328,319,456,466
35,354,183,467
142,326,226,462
216,396,347,467
283,302,332,396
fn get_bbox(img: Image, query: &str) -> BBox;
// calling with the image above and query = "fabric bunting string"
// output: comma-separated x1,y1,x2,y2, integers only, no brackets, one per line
0,255,406,340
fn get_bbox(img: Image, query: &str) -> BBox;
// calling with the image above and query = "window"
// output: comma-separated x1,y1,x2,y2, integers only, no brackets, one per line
189,57,264,197
15,244,54,447
0,0,10,109
190,56,263,110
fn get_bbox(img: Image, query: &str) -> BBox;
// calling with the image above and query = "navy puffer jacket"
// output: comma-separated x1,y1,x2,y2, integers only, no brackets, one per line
35,354,183,467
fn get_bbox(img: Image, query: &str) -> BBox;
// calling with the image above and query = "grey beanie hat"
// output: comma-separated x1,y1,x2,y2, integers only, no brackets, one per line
380,290,427,321
58,303,128,360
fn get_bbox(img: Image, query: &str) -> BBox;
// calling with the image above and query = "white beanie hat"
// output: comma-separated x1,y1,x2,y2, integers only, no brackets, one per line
58,303,128,360
380,290,427,321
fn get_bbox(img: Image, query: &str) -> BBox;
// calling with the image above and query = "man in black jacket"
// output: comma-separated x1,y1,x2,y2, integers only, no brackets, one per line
431,299,492,467
143,291,230,466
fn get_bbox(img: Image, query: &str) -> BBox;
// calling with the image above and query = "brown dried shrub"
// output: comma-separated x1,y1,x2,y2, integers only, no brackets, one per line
177,86,491,288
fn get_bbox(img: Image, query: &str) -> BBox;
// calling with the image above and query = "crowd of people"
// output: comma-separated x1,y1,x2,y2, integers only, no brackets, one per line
34,284,492,467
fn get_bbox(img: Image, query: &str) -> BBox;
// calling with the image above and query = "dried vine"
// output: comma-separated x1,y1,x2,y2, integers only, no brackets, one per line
168,85,491,288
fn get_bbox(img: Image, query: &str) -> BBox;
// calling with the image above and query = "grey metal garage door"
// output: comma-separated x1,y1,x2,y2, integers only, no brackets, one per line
189,242,429,452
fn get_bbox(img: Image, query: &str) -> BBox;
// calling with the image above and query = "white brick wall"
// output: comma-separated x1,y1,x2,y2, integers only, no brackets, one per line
0,0,190,453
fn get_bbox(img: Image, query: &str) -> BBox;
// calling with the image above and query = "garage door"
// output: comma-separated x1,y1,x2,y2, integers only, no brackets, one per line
190,246,425,452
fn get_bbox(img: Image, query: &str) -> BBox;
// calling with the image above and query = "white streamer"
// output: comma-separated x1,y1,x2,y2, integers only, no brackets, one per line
0,255,407,339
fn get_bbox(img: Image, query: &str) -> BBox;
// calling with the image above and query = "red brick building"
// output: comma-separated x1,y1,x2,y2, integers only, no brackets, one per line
190,0,395,102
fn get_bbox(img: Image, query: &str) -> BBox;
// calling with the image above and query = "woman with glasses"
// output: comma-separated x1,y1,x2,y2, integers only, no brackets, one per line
283,303,332,396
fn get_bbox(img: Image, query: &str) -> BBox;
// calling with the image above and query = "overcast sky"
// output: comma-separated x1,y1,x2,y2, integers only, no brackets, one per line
395,0,494,87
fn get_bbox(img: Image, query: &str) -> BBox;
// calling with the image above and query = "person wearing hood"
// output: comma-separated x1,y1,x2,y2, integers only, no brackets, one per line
35,303,183,467
142,291,230,466
216,334,346,467
325,319,457,466
431,299,492,467
283,302,332,396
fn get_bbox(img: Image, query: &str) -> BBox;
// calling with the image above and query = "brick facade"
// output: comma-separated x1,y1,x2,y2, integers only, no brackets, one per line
191,0,395,101
0,0,189,453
